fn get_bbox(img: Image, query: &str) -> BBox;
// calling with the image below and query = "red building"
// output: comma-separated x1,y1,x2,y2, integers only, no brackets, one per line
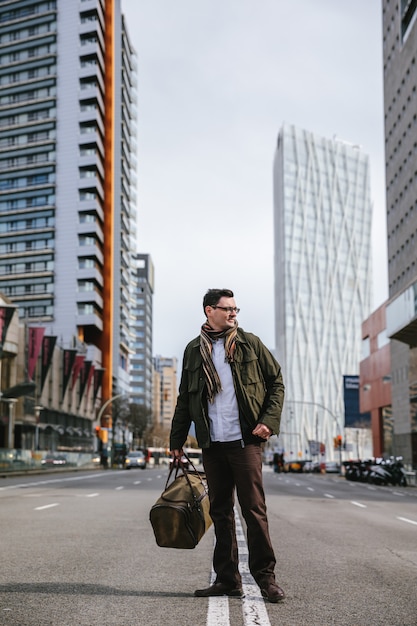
360,304,392,457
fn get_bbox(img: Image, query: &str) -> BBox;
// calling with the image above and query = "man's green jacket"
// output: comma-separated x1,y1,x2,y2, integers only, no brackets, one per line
170,327,285,450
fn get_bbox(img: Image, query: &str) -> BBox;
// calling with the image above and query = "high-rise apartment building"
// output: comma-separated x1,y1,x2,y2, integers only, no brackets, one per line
273,124,372,461
153,356,178,432
130,253,154,413
0,0,137,401
382,1,417,467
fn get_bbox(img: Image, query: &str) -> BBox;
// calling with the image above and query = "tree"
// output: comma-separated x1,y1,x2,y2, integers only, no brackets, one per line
144,422,170,449
128,403,151,448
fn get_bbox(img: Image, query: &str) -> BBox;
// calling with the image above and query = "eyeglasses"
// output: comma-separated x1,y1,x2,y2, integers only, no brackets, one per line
212,306,240,314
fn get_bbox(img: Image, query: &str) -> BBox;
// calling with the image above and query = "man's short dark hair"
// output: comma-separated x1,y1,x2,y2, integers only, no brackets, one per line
203,288,234,312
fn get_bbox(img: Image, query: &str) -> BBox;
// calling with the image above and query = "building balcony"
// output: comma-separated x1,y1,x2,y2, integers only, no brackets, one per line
386,279,417,347
76,290,103,309
77,198,104,222
77,244,103,265
78,129,104,154
76,312,103,331
76,266,103,287
79,108,105,134
78,175,104,200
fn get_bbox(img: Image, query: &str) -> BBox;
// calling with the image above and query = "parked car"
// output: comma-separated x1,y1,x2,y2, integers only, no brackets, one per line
41,453,67,467
125,450,147,469
283,460,305,473
325,461,341,473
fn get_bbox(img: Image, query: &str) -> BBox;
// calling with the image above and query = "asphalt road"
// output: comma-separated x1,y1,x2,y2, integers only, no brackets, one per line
0,467,416,626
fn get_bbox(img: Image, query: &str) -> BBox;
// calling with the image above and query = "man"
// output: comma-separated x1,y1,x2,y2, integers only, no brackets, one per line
170,288,285,603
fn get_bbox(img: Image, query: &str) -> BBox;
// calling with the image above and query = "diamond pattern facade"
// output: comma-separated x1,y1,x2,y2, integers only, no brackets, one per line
273,124,372,461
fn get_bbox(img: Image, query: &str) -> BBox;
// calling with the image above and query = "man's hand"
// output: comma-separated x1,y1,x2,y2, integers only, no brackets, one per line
252,424,272,439
171,448,184,459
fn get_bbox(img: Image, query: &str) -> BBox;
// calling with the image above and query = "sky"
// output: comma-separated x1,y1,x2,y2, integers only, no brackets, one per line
121,0,388,366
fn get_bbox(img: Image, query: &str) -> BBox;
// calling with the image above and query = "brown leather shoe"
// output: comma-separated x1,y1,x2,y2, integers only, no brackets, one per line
260,582,285,603
194,582,244,598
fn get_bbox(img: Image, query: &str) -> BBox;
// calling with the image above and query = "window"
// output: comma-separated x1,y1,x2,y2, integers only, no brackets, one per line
401,0,417,40
377,329,390,349
361,336,370,359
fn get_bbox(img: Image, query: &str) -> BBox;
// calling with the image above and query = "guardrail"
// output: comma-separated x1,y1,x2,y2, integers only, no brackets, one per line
0,448,97,473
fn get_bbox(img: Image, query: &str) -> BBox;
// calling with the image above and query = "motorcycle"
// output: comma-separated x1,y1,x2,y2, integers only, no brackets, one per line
344,457,408,487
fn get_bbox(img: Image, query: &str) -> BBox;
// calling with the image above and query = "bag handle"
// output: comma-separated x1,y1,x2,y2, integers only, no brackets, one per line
166,452,207,493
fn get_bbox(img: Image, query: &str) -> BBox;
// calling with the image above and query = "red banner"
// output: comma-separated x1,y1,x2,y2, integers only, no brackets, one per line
62,349,77,400
93,368,104,402
86,364,95,397
79,360,92,404
40,336,57,391
72,355,85,389
28,327,45,380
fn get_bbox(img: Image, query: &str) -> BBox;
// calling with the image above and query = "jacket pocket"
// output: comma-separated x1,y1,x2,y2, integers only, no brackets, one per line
240,355,265,387
184,363,201,394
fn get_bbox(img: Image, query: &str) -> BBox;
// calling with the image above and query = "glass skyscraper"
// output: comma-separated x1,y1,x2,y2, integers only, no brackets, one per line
273,124,372,461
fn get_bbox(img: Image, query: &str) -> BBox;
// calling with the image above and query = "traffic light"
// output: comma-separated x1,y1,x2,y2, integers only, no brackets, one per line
334,435,342,450
95,425,108,444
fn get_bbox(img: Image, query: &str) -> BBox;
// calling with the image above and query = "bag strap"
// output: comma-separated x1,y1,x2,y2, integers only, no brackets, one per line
165,452,207,495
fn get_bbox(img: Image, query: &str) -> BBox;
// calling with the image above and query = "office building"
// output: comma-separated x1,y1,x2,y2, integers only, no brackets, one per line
360,303,392,458
130,253,154,415
153,356,178,432
382,1,417,467
273,124,372,461
0,0,137,403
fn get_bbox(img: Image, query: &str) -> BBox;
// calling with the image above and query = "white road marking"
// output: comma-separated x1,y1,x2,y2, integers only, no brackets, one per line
392,491,405,497
236,508,272,626
86,493,99,498
324,493,335,499
34,503,60,511
115,486,124,490
396,516,417,526
307,487,315,492
351,501,367,508
206,508,271,626
207,575,230,626
0,471,117,492
133,481,141,485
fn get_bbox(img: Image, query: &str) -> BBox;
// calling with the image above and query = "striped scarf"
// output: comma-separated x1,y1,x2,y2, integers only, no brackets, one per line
200,321,238,403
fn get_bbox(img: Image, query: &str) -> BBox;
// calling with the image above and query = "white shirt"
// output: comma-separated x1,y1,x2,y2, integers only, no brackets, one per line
208,339,242,442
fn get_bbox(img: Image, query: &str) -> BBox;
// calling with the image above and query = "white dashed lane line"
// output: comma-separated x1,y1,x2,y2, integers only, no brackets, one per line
396,516,417,526
351,501,367,508
34,503,60,511
86,493,99,498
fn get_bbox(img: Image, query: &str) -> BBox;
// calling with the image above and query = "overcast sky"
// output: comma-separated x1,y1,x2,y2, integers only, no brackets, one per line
121,0,387,366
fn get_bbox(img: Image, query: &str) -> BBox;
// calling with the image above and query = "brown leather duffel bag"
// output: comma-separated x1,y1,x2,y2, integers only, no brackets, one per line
149,458,212,549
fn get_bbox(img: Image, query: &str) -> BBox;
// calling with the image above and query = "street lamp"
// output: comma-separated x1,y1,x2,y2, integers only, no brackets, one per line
5,398,17,449
96,394,128,468
286,400,344,475
34,405,43,450
96,393,126,424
